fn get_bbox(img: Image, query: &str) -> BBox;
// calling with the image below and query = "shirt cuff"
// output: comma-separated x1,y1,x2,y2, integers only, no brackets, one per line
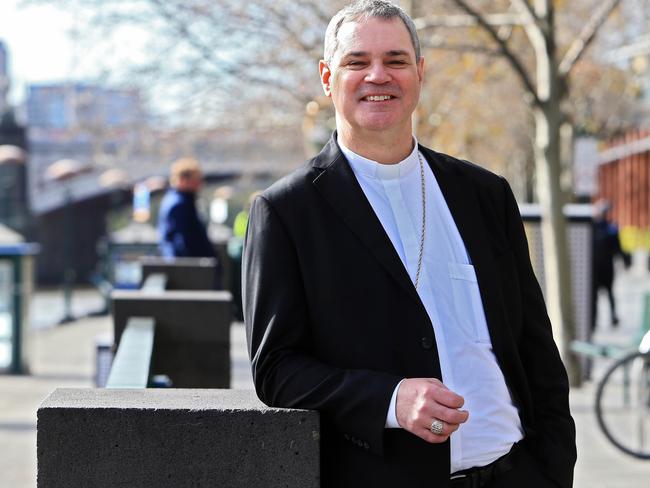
385,379,405,428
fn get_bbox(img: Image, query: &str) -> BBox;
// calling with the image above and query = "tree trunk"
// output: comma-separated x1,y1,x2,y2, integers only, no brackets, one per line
528,2,581,385
533,101,581,386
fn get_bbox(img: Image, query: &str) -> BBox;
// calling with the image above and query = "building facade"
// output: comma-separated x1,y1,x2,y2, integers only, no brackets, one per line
597,129,650,250
26,82,146,213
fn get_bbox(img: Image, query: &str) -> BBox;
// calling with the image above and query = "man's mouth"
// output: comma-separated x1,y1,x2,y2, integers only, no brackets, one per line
362,95,395,102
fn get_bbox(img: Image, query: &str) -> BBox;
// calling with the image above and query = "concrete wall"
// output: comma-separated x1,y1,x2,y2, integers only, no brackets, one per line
111,289,232,388
37,388,320,488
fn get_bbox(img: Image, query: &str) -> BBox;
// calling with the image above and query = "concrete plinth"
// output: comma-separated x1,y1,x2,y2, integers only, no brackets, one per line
140,257,219,290
111,290,232,388
37,388,320,488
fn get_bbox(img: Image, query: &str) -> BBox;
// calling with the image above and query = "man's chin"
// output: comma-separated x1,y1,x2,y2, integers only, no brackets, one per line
353,116,406,134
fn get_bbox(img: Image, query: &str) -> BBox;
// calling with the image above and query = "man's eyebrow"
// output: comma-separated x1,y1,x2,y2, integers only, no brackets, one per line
386,50,410,57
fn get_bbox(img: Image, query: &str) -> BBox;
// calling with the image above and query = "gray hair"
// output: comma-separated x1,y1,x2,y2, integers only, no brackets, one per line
323,0,421,65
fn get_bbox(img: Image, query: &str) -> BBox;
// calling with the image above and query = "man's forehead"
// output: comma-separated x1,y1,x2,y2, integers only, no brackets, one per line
335,17,415,59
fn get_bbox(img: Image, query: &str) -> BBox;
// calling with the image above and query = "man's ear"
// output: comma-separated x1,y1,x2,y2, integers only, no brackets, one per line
417,57,425,85
319,60,332,97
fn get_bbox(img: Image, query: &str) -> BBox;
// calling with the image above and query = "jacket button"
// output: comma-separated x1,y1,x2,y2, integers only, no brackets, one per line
421,336,433,350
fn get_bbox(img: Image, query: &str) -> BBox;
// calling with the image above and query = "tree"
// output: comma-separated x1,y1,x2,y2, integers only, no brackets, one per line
23,0,347,128
410,0,636,384
27,0,645,383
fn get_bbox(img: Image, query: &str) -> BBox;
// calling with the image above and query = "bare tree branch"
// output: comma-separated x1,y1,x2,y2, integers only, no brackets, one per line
508,0,554,102
508,0,537,22
145,0,311,105
421,36,502,57
442,0,541,105
558,0,623,76
413,13,526,29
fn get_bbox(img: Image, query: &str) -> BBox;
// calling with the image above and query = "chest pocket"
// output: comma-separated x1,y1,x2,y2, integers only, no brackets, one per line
448,262,492,344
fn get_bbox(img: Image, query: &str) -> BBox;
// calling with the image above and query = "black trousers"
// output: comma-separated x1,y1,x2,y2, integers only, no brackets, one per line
489,444,558,488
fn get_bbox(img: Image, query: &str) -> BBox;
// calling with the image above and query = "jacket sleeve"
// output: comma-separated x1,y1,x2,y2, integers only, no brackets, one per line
242,195,402,455
501,178,576,488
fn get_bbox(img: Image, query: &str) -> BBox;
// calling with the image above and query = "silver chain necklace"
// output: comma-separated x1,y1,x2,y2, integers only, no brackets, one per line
414,152,426,290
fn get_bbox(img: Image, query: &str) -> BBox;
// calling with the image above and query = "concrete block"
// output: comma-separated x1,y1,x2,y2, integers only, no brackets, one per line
111,290,232,388
140,256,218,290
37,388,320,488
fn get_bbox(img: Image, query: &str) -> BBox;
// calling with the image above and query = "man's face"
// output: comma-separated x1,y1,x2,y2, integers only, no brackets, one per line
319,16,424,139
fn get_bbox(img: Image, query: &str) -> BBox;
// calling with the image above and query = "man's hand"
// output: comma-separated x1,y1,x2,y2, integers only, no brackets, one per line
395,378,469,443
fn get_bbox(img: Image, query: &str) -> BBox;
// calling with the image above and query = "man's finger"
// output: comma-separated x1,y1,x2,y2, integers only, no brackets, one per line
425,378,446,389
429,385,465,409
431,406,470,425
419,423,453,444
425,418,460,436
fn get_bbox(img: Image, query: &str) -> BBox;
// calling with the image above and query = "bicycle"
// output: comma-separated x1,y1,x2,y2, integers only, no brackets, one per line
595,330,650,459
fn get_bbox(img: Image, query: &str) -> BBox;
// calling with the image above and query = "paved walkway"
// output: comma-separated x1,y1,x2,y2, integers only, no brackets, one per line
1,270,650,486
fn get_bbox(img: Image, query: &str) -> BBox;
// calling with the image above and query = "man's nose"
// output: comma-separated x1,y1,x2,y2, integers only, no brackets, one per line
365,62,391,84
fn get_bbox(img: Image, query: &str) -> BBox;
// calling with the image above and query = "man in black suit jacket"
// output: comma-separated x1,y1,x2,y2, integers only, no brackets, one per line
243,1,576,487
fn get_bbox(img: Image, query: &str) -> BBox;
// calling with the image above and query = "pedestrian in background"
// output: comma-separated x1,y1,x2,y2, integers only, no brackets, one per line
592,199,629,331
158,159,221,286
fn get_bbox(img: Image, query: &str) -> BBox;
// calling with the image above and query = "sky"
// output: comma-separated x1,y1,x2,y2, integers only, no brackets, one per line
0,0,151,108
0,0,81,104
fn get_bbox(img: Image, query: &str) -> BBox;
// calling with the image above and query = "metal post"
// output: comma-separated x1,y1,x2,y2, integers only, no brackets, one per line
59,187,75,324
10,254,21,373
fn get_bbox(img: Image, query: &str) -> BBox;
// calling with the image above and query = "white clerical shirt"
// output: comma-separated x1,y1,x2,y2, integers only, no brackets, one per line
339,136,524,473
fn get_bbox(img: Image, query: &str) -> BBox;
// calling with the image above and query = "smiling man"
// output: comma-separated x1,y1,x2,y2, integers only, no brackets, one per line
243,1,576,487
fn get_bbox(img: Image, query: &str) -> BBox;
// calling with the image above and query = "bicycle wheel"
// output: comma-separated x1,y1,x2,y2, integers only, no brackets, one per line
595,351,650,459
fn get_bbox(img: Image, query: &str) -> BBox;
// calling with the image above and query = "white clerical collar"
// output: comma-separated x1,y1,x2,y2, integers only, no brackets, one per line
338,135,420,181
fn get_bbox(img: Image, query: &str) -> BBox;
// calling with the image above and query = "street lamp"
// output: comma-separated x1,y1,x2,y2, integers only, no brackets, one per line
0,145,30,373
44,159,93,324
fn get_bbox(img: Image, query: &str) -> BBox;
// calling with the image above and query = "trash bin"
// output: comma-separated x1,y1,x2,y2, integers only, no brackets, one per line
0,224,39,374
520,203,593,379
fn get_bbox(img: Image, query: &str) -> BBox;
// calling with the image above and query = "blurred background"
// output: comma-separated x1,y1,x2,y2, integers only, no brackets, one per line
1,0,650,486
0,0,648,285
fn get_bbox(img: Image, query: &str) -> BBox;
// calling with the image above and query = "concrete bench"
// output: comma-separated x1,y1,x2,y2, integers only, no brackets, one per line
140,256,218,290
569,340,628,360
37,388,320,488
571,292,650,360
111,289,232,388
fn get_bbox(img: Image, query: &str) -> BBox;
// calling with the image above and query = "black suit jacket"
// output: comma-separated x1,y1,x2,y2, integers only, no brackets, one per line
243,136,576,488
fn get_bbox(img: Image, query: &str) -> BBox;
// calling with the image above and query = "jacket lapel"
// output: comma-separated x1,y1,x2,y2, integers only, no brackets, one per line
421,146,510,362
312,136,423,307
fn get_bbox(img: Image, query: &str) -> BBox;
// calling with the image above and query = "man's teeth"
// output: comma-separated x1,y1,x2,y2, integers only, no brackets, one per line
365,95,392,101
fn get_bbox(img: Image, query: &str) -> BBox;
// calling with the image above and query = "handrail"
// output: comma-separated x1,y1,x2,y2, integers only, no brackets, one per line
106,317,155,388
141,273,167,292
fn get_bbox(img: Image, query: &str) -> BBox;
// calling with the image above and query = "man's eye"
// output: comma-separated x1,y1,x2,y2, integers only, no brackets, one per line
348,61,365,67
389,60,407,66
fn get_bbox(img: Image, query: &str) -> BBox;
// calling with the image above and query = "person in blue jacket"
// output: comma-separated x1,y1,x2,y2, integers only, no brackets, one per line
158,158,217,261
